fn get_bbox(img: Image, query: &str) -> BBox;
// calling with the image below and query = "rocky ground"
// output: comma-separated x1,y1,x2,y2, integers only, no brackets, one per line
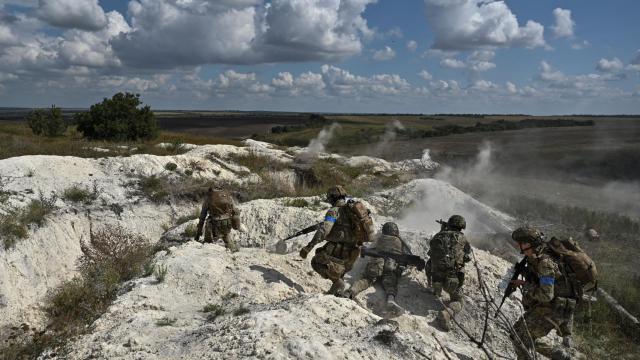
0,140,559,359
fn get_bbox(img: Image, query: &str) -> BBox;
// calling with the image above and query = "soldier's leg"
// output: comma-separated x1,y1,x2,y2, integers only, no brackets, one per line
204,221,213,243
437,276,461,331
381,267,403,314
311,251,347,295
512,307,555,360
348,259,383,298
431,274,445,298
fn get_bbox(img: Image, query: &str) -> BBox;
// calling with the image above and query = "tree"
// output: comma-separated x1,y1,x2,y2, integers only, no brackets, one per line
27,105,67,137
75,92,158,141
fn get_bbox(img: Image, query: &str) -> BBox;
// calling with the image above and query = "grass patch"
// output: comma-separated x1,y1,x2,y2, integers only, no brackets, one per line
0,225,154,357
0,121,240,161
202,303,225,321
62,183,98,204
0,193,57,249
133,174,211,204
222,292,239,300
233,305,251,316
154,265,168,283
227,151,288,173
182,223,198,238
155,317,177,327
164,162,178,171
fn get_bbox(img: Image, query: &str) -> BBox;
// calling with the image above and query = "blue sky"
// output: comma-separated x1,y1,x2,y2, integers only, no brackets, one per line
0,0,638,114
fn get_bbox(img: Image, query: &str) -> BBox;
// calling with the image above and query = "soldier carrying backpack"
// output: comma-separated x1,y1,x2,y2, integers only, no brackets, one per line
427,215,471,331
195,186,241,252
300,185,375,296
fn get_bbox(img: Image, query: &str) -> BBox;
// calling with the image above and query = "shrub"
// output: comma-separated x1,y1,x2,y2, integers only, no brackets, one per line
63,184,98,204
285,198,309,208
164,162,178,171
202,303,225,321
154,265,168,283
26,105,67,137
233,305,251,316
0,209,28,249
20,193,57,228
183,223,198,238
75,92,158,141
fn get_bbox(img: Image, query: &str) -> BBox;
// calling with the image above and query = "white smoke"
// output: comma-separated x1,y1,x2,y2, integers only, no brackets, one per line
371,120,405,156
300,123,341,161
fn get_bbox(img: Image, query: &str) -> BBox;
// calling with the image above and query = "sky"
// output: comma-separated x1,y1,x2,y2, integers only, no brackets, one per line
0,0,638,114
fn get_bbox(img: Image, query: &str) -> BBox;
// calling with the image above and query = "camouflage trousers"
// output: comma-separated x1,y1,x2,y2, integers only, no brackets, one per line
349,258,401,297
311,243,360,282
432,271,465,303
512,299,576,360
205,218,237,251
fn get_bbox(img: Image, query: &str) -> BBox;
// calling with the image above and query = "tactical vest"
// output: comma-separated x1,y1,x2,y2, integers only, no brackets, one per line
429,230,467,274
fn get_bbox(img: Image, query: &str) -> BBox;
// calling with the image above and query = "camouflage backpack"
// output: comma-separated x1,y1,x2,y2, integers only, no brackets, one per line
207,189,234,217
548,236,598,289
429,231,465,273
334,199,375,246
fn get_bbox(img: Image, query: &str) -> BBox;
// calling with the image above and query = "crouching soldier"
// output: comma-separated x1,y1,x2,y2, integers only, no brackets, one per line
428,215,471,331
344,222,413,314
195,186,241,252
299,185,374,296
509,226,579,360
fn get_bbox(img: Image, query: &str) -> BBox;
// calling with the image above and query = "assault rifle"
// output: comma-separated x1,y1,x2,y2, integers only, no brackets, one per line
495,257,528,317
436,219,448,231
361,247,427,271
282,222,322,241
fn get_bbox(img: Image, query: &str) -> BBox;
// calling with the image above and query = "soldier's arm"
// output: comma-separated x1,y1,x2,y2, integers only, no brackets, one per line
463,236,471,262
304,208,337,249
529,258,557,303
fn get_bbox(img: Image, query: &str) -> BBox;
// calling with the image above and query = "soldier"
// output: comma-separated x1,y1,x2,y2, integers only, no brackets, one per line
344,222,412,313
510,226,578,360
299,185,374,296
428,215,471,331
195,186,241,252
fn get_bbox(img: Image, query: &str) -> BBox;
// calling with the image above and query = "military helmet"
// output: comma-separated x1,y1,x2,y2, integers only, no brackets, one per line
447,215,466,231
326,185,347,202
382,222,400,237
511,226,544,246
585,228,599,241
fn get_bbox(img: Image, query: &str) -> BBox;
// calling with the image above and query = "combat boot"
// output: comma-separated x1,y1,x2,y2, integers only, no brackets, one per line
327,279,346,296
437,309,452,331
386,295,404,314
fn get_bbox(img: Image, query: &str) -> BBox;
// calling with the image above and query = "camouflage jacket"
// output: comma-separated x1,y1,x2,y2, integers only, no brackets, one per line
305,199,352,249
374,234,411,255
521,253,563,307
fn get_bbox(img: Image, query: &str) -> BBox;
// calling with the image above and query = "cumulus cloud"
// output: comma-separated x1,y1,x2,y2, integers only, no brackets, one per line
112,0,376,67
36,0,108,31
628,50,640,72
407,40,418,52
596,57,624,73
551,8,574,38
372,46,396,61
418,70,432,80
320,64,410,96
505,81,517,94
440,51,496,72
424,0,546,50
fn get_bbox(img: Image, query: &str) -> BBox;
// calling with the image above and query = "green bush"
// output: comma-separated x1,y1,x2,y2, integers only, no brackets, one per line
26,105,67,137
183,223,198,238
233,305,251,316
285,198,309,208
155,317,177,326
75,92,158,141
62,184,98,204
165,162,178,171
154,264,168,283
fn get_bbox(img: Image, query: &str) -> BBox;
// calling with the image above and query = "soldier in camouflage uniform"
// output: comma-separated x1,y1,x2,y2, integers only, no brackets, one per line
344,222,412,313
428,215,471,331
300,186,369,296
510,226,577,360
195,186,241,252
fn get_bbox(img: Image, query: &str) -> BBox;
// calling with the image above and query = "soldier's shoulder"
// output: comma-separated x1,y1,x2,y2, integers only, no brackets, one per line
325,207,340,217
535,254,559,273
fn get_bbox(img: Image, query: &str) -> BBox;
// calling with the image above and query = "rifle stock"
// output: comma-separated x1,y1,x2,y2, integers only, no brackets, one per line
361,247,426,271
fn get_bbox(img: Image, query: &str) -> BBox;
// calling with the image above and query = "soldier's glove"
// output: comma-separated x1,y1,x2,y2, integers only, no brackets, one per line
510,279,527,287
299,246,312,259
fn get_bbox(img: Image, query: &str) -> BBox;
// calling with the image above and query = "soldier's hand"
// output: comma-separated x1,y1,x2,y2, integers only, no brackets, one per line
299,246,311,259
510,279,526,287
